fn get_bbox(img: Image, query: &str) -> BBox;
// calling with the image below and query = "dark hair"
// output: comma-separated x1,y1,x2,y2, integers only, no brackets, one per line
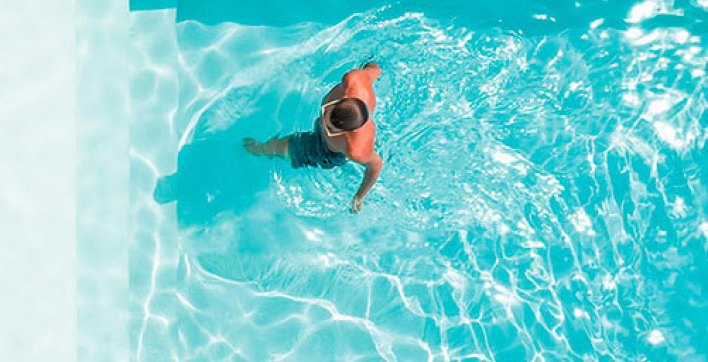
330,98,369,131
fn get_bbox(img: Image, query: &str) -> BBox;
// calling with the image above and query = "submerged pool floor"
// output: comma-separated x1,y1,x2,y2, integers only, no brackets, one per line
126,1,708,361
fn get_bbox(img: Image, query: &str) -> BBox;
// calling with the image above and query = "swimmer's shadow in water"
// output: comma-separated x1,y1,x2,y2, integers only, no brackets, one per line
153,133,270,228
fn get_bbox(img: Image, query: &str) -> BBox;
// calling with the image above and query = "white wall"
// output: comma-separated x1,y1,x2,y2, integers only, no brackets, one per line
0,0,76,361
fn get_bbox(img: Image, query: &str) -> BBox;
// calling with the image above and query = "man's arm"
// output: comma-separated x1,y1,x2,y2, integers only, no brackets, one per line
350,152,383,213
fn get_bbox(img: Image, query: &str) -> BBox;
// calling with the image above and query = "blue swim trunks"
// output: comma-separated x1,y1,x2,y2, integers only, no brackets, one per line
288,120,348,169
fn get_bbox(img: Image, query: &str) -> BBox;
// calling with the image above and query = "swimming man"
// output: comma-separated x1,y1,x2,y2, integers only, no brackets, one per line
243,62,383,213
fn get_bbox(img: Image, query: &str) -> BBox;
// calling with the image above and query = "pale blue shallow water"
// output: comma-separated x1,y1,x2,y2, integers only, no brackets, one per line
129,1,708,361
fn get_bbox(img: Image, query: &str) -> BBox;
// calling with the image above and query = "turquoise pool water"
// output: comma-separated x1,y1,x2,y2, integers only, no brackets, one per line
127,1,708,361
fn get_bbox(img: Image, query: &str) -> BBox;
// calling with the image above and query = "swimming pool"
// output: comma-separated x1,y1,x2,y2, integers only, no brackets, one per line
122,0,708,361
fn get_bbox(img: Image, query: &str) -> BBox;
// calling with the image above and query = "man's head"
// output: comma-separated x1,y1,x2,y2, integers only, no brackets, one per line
322,98,369,133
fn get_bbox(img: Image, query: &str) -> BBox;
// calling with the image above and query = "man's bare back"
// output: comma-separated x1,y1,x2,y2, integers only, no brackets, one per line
243,62,383,213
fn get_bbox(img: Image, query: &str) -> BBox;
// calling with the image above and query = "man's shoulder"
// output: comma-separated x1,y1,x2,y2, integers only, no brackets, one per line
345,125,375,161
342,69,371,84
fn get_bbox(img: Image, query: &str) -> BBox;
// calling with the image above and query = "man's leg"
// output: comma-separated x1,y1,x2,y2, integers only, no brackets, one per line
243,134,290,159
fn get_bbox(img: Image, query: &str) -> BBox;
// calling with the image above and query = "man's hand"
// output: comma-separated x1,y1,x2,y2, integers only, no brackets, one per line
362,62,382,82
350,195,364,214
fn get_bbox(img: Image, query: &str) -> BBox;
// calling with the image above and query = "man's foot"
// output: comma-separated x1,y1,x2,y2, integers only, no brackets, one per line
243,138,268,156
242,134,287,159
